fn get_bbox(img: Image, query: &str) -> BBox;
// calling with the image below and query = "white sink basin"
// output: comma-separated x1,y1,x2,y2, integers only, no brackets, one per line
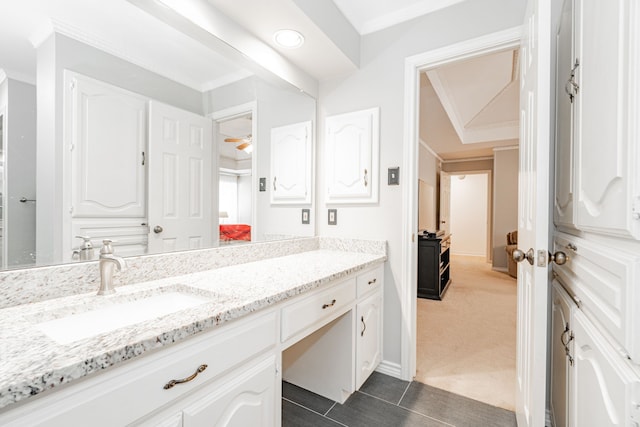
36,291,212,345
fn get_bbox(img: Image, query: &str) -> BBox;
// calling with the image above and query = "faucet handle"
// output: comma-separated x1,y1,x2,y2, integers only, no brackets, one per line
100,239,115,255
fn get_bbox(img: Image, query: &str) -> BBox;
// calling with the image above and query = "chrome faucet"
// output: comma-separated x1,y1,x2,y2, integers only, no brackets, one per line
98,239,126,295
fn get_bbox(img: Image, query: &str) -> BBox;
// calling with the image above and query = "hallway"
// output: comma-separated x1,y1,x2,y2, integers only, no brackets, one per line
416,255,517,410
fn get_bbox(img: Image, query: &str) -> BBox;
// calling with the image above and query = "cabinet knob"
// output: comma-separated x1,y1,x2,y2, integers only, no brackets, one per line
153,225,164,234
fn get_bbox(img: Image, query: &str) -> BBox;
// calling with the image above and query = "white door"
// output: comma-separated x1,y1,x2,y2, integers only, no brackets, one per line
356,292,382,389
148,101,213,254
515,0,552,425
439,172,451,234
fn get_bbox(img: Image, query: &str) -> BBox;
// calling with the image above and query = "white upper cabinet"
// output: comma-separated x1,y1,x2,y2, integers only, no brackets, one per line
270,121,313,205
573,0,640,239
325,108,380,204
66,72,146,218
553,0,576,230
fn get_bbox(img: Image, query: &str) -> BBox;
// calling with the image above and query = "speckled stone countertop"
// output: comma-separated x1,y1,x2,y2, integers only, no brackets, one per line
0,248,385,410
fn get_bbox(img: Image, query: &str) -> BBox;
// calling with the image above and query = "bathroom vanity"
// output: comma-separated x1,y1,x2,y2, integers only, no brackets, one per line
0,239,385,426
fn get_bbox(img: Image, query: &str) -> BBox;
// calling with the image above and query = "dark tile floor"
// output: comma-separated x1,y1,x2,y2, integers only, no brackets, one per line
282,372,517,427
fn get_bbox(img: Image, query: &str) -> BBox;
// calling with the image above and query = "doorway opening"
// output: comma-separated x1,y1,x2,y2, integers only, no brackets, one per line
402,27,522,411
211,102,258,245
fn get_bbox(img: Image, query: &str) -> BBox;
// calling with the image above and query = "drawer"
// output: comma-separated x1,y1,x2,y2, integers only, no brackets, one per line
553,233,640,362
281,278,356,342
3,312,278,427
356,264,383,297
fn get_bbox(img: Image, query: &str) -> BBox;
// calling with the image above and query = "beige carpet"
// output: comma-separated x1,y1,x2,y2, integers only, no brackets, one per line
415,255,517,411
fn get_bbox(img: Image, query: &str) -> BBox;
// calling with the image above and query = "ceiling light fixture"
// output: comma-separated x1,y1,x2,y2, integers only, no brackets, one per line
273,29,305,49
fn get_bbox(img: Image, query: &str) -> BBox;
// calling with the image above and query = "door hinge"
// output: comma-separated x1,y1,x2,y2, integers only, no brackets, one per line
70,79,76,90
69,206,74,214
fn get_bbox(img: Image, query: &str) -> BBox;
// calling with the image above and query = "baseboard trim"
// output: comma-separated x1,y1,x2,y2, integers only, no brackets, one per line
492,266,509,273
375,360,403,379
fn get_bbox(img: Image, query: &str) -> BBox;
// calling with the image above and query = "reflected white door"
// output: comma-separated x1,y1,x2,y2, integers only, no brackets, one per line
439,172,451,234
148,101,213,254
515,0,552,425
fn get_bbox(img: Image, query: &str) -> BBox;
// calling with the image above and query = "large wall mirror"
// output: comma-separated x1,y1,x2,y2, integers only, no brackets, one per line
0,0,316,271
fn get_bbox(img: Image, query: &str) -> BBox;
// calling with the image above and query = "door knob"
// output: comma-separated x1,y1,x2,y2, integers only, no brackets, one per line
512,248,534,265
153,225,163,234
550,251,569,265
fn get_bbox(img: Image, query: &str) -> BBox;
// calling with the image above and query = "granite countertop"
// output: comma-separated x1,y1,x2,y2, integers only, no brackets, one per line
0,249,385,410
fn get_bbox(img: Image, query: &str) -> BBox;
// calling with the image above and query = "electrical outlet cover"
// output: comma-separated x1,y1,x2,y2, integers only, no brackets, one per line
259,177,266,191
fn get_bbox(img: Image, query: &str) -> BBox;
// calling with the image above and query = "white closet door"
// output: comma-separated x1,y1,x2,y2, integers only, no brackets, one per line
148,101,213,254
515,0,552,425
68,73,146,218
574,0,640,239
270,121,312,205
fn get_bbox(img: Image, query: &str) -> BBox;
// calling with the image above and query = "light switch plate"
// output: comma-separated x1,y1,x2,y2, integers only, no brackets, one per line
259,178,266,192
302,209,310,224
328,209,337,225
388,167,400,185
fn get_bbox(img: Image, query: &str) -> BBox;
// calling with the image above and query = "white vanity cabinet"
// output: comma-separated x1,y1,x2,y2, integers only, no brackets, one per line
325,108,380,204
0,260,386,427
0,312,279,427
270,121,313,205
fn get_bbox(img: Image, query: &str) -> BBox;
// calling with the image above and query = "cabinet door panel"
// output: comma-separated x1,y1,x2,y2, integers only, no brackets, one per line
270,121,312,204
550,281,575,427
571,311,638,427
182,356,277,427
325,108,379,204
553,0,575,229
574,0,640,239
356,292,382,389
67,73,147,218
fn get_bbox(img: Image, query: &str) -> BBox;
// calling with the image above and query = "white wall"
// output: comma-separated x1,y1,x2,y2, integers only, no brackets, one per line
492,148,519,269
418,142,440,231
205,77,316,240
317,0,526,367
450,173,488,256
5,79,37,268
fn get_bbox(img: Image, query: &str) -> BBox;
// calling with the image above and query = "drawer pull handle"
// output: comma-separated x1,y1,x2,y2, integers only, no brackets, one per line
368,278,377,285
361,315,366,337
566,243,577,251
322,299,337,309
164,364,208,390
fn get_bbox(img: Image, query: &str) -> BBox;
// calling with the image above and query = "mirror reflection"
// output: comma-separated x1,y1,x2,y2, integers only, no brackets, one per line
0,0,316,271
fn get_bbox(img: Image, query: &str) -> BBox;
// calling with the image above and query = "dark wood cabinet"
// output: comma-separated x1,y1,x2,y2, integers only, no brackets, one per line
417,234,451,300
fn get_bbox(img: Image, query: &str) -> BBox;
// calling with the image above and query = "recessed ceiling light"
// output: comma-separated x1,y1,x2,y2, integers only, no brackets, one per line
273,29,305,49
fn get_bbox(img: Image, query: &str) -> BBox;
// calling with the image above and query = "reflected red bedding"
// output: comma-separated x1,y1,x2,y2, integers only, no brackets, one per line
220,224,251,241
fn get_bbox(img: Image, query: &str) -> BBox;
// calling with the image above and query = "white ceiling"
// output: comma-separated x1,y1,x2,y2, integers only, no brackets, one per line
419,50,520,160
332,0,467,34
0,0,251,90
3,0,518,161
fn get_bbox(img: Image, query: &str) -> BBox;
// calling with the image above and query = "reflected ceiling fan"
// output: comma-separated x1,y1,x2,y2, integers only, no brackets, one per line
224,135,253,152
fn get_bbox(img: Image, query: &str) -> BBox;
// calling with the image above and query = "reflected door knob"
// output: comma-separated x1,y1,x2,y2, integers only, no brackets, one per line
153,225,163,234
512,248,534,265
550,251,569,265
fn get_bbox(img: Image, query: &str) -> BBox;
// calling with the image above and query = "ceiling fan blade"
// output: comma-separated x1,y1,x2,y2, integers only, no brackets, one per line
236,142,251,151
224,137,246,143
